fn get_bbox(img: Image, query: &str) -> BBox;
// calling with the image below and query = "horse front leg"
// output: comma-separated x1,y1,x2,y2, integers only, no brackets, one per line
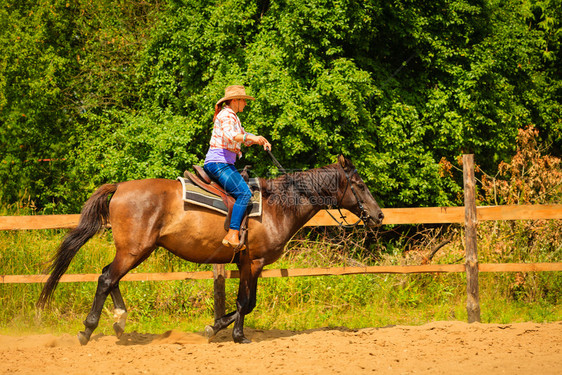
232,257,264,343
204,257,264,343
205,310,237,338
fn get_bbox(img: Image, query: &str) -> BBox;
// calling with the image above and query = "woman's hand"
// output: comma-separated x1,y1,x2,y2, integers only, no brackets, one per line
249,135,272,151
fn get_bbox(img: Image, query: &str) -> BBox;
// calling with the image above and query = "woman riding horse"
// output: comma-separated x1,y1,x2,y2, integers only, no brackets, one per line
204,85,272,249
37,84,384,344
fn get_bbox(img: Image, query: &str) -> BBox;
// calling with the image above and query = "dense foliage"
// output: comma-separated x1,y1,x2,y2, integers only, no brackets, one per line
1,0,560,212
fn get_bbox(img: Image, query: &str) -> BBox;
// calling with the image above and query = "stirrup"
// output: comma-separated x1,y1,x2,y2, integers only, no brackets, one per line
222,238,246,252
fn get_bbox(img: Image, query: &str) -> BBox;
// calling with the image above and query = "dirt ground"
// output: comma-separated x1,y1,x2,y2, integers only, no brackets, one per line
0,321,561,374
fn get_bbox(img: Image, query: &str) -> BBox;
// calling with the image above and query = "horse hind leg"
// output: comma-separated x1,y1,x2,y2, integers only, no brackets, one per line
78,266,113,345
110,284,127,338
78,262,131,345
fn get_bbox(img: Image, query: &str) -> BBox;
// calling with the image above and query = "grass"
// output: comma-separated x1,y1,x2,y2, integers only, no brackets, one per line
1,224,561,337
4,128,561,336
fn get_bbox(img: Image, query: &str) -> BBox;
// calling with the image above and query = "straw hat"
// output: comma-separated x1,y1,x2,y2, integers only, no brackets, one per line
215,85,255,107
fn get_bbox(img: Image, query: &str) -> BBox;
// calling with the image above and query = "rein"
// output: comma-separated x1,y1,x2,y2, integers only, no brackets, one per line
267,150,287,174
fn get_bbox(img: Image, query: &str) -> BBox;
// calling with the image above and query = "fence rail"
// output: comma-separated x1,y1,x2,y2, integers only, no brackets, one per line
2,204,562,231
3,262,562,284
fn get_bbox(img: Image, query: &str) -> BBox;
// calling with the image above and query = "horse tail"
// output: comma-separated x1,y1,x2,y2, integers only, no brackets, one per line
37,183,119,308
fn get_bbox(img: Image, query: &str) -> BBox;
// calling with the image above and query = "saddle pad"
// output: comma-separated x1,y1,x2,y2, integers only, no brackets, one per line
177,177,262,217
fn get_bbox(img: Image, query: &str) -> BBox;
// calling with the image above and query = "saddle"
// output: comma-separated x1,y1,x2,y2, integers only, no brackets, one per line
183,165,253,249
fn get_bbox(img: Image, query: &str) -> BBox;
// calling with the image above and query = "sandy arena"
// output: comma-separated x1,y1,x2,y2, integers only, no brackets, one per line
0,321,561,374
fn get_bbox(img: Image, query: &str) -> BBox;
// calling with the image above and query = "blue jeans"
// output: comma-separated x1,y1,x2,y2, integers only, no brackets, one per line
203,163,252,231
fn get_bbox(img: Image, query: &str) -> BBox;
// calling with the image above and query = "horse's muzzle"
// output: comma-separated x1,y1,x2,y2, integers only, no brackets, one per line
367,211,384,227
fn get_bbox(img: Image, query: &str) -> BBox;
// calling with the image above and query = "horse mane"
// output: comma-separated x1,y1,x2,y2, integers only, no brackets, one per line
261,164,341,213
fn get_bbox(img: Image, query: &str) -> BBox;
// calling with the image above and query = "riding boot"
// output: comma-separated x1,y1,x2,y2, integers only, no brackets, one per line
222,229,246,251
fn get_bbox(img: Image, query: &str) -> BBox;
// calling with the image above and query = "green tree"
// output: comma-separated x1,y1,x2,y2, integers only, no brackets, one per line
1,0,560,211
0,0,80,211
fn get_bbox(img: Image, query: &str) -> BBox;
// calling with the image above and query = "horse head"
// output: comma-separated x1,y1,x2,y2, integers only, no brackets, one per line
337,155,384,227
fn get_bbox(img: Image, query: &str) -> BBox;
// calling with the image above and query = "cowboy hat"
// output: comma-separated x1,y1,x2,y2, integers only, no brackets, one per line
215,85,255,107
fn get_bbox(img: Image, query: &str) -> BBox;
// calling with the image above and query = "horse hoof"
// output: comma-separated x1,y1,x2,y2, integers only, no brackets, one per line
204,325,215,340
234,336,252,344
112,309,127,338
77,331,90,346
113,322,125,338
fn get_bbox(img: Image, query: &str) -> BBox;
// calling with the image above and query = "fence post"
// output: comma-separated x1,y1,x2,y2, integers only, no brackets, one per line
463,154,481,322
212,264,226,320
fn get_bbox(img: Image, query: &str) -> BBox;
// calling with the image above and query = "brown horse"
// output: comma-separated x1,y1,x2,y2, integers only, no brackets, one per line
38,155,384,344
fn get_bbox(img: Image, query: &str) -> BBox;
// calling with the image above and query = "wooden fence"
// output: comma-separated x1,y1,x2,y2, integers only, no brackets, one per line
1,154,562,322
2,204,562,231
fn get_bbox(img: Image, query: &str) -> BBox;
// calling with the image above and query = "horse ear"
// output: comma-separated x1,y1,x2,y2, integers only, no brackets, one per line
337,154,347,167
337,154,350,169
338,154,356,172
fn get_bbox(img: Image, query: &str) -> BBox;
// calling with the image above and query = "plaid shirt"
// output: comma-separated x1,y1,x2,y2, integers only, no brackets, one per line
209,106,252,158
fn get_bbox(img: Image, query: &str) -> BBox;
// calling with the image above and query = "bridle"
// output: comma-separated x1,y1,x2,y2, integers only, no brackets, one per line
325,165,371,228
267,150,371,228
